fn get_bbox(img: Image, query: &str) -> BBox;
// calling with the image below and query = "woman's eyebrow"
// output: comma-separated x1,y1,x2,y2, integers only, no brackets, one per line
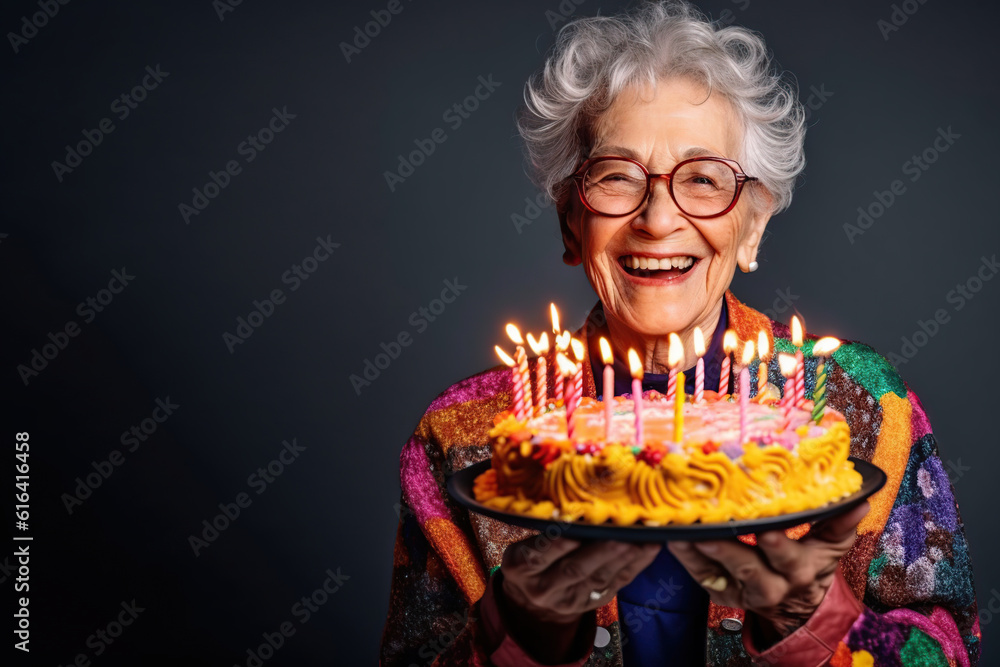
588,145,725,161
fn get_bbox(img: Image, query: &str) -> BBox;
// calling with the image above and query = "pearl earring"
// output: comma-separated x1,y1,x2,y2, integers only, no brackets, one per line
748,261,759,272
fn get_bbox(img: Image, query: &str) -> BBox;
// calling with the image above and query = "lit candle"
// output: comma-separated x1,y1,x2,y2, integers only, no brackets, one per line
791,315,805,408
693,327,705,403
739,341,754,444
666,332,683,402
495,345,524,421
507,324,533,419
556,352,578,439
778,353,798,431
554,330,570,405
570,338,585,419
757,330,770,395
674,370,686,443
600,337,615,441
527,332,550,415
720,330,737,396
628,348,644,447
810,337,841,423
550,302,561,336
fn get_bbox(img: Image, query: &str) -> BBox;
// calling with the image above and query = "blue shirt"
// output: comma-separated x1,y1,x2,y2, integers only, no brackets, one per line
587,300,730,665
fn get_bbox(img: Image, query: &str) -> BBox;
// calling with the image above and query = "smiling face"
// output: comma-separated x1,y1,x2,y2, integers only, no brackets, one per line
562,76,772,349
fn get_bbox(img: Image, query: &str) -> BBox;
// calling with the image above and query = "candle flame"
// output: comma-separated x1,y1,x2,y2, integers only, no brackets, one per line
495,345,516,367
599,337,613,365
791,315,804,346
555,352,576,377
527,332,550,355
778,352,797,378
693,327,705,357
723,329,738,354
757,330,770,361
550,303,561,334
570,337,585,362
668,332,683,368
628,348,644,380
556,330,571,351
741,340,755,366
505,323,524,345
813,336,841,357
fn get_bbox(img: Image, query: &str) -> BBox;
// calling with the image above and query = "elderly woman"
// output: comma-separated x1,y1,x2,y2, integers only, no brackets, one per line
380,2,980,665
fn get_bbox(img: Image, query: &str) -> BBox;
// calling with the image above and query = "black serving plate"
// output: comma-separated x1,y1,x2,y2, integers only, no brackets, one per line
446,457,886,541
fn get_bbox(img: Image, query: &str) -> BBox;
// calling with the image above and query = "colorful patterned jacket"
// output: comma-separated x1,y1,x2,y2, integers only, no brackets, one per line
380,292,981,666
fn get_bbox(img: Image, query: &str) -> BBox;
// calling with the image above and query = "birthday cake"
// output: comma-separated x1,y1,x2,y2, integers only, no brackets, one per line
472,391,863,526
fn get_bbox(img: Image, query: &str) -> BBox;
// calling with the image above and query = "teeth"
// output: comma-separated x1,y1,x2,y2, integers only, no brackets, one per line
622,255,695,271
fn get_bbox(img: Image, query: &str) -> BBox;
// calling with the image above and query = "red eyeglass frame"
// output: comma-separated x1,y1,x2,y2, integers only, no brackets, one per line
570,155,758,219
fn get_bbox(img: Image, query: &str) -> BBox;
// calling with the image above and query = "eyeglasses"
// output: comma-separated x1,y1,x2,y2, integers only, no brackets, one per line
571,156,758,219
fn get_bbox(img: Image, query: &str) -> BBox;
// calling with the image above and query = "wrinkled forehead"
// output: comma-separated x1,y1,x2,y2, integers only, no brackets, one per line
587,76,743,166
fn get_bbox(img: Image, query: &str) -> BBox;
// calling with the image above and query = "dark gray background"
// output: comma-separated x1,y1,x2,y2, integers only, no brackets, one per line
2,0,997,664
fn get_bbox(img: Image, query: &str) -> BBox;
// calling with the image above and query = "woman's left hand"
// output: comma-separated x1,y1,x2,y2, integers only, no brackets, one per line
667,501,870,643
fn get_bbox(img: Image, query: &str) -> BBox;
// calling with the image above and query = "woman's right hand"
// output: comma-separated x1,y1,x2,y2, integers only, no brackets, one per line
500,536,662,624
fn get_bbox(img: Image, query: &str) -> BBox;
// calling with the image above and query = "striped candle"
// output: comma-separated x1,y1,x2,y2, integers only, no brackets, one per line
495,346,524,420
527,332,550,415
693,327,705,404
791,316,806,407
757,330,770,395
778,353,797,431
720,330,737,396
811,337,841,423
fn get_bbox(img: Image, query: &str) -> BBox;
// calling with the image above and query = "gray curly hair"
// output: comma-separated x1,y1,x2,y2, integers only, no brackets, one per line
517,0,806,216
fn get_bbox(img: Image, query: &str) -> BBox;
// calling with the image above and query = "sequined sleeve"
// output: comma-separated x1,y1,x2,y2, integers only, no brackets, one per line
734,345,982,667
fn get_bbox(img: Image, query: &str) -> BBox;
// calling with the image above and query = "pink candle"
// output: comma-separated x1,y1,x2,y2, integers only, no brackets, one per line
693,327,705,403
778,353,797,431
556,353,577,439
495,346,524,420
794,350,805,407
506,324,533,418
516,346,532,418
599,337,614,441
570,337,584,416
757,330,770,395
527,332,550,415
720,330,737,396
738,366,749,444
628,349,644,447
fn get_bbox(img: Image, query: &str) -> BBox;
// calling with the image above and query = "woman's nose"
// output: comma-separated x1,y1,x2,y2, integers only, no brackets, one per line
630,177,689,238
